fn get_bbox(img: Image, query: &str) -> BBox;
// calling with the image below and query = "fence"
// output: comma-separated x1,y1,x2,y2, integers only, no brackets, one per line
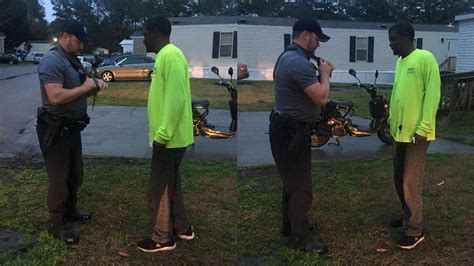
441,71,474,117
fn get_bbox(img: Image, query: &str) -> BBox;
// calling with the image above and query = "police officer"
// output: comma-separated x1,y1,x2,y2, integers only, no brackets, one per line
36,20,107,244
269,18,333,253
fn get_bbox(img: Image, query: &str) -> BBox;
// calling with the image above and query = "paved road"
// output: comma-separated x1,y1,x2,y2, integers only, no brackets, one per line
238,112,474,167
0,64,40,146
3,106,237,161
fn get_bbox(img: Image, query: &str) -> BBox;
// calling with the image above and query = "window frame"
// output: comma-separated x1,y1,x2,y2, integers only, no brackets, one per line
219,32,234,58
355,36,368,61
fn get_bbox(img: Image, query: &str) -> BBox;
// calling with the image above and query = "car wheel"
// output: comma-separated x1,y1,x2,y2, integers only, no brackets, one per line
148,71,154,80
102,71,114,82
8,60,13,65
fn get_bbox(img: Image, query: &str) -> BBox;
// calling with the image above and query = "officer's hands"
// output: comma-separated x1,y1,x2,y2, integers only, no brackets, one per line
95,79,108,92
82,78,96,93
82,77,108,94
319,59,334,78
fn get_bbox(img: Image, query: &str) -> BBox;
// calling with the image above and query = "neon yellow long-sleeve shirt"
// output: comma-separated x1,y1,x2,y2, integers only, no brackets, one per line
147,44,194,148
389,49,441,142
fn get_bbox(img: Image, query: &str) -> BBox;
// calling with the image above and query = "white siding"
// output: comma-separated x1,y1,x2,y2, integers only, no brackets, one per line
238,25,289,80
172,24,237,78
456,18,474,73
129,21,458,83
239,24,457,83
133,24,238,78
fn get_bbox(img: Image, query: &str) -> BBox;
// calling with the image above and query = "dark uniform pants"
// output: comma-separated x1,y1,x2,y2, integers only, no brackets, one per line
269,115,313,244
148,143,189,243
36,121,83,234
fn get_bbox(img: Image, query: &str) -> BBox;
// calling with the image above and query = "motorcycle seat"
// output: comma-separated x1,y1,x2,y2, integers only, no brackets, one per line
192,99,209,107
332,100,354,108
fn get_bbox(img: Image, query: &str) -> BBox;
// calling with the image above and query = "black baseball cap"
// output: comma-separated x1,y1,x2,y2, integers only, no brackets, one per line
62,20,89,44
293,18,330,42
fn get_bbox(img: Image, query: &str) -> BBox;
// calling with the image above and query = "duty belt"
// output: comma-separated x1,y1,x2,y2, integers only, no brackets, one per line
269,108,316,129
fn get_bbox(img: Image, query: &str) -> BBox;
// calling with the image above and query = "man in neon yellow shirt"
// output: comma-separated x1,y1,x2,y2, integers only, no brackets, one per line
388,22,440,250
137,16,194,253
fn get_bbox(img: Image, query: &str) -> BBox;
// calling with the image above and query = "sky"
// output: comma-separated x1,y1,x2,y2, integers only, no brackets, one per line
41,0,55,22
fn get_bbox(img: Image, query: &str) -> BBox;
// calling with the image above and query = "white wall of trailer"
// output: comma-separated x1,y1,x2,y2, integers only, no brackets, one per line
455,13,474,73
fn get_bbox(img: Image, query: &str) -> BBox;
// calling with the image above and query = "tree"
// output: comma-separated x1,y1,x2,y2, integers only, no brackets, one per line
0,0,49,49
346,0,395,22
394,0,474,24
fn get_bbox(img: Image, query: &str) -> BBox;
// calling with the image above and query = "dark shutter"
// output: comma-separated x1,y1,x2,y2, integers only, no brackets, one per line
350,36,356,62
416,38,423,49
368,36,374,63
284,34,291,50
212,31,220,58
232,31,238,58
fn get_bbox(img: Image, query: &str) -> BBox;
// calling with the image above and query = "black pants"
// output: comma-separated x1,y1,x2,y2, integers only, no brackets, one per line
36,121,83,234
148,143,189,243
269,116,313,245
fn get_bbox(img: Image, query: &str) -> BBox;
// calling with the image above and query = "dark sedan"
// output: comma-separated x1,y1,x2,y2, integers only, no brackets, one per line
0,53,20,64
94,55,155,82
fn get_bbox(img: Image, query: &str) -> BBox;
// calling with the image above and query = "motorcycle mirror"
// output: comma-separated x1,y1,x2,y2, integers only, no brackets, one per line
228,67,233,77
348,69,357,77
211,66,219,75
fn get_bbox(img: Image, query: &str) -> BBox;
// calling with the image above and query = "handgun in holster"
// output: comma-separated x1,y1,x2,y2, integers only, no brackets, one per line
37,107,64,148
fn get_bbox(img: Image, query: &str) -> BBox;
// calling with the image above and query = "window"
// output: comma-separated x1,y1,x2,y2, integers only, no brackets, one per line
356,37,368,61
219,32,233,57
284,34,291,50
212,31,238,59
414,38,423,49
350,36,374,63
122,57,143,65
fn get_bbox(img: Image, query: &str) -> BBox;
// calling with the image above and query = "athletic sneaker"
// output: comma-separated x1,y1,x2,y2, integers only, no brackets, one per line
398,233,425,249
137,238,176,253
176,225,195,240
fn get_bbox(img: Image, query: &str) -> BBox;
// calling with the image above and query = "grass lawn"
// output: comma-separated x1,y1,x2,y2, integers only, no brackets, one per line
238,154,474,265
436,111,474,146
238,80,392,114
91,79,231,109
2,154,472,264
0,156,237,265
93,79,392,115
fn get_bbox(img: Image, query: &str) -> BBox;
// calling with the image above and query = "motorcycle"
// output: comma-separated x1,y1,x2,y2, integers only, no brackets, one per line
311,68,393,149
192,66,237,138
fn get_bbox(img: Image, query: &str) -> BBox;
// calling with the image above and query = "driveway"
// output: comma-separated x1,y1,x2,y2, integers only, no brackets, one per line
238,112,474,167
0,64,40,147
2,106,237,162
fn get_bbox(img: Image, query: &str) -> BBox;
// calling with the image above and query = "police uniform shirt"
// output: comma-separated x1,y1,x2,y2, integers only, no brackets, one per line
274,44,321,124
37,45,87,120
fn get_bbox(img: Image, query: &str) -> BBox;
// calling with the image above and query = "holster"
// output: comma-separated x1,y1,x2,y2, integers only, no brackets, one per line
37,107,64,148
62,114,90,136
37,108,90,147
270,109,312,153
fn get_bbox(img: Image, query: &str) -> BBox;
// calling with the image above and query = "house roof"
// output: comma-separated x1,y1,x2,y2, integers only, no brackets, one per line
131,16,457,37
455,12,474,22
119,39,133,45
146,16,458,32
